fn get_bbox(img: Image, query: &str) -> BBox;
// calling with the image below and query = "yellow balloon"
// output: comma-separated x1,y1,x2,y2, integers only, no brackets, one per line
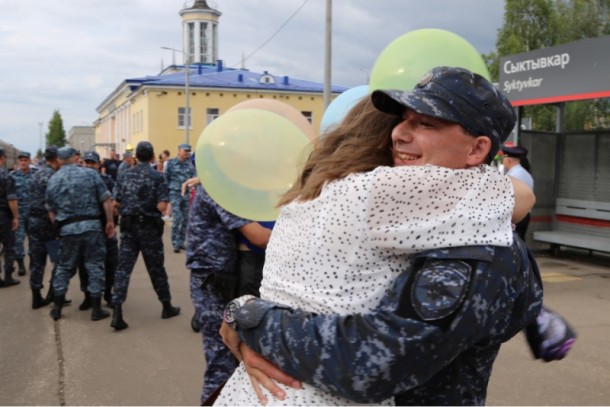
370,29,490,92
227,99,317,142
196,110,312,221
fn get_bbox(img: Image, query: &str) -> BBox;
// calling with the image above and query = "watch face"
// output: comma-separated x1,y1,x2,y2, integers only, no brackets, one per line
224,301,238,324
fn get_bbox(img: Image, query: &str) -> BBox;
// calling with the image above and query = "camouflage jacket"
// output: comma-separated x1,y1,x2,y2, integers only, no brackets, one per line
164,157,196,194
45,163,111,236
185,185,250,274
113,162,168,217
29,163,55,217
0,167,17,212
9,167,35,214
235,235,543,405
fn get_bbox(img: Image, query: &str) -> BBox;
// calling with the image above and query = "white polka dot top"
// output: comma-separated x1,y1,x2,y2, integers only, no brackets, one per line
216,164,515,406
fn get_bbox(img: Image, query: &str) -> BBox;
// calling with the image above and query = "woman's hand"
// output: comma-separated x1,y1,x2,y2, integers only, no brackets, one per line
219,322,302,404
240,343,302,405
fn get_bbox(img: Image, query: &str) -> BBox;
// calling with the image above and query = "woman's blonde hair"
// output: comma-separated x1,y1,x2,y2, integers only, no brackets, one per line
278,97,399,206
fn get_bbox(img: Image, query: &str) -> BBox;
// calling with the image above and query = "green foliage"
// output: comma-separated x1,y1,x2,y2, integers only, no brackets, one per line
490,0,610,131
46,110,67,147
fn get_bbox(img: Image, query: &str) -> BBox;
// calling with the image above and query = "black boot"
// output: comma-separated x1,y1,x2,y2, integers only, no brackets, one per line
191,312,201,333
110,304,128,330
17,258,26,276
79,292,92,311
91,297,110,321
32,288,50,309
50,295,65,320
3,273,20,287
161,300,180,319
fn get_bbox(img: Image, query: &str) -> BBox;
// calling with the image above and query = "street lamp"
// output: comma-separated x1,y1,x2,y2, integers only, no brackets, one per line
161,46,190,145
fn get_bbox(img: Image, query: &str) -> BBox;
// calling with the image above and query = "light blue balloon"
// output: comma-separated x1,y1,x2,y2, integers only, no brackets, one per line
320,85,369,135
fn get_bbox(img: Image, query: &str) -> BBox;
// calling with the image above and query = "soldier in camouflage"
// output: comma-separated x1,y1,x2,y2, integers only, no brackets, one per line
80,151,119,308
10,151,35,276
45,147,114,321
218,67,545,405
186,183,271,404
0,148,20,288
165,144,196,253
110,141,180,331
28,146,60,308
225,240,543,405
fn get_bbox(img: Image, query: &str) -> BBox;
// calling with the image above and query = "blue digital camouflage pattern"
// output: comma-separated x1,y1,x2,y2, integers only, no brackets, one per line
45,164,110,298
76,170,118,298
10,168,35,259
185,186,250,272
113,162,168,217
117,160,133,179
112,163,171,305
99,172,118,299
28,162,57,290
165,157,196,250
52,231,106,297
45,163,111,236
186,186,250,403
235,235,543,406
0,167,17,277
190,271,239,404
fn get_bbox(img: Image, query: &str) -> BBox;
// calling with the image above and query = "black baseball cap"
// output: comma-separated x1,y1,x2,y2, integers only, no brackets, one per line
501,145,528,158
83,151,100,163
372,66,517,159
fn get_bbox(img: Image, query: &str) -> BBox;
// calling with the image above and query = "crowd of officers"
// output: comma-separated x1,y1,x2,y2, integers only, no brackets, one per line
0,141,195,329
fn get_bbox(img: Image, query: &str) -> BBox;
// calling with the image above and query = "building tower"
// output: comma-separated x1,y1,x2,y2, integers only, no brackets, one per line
179,0,221,64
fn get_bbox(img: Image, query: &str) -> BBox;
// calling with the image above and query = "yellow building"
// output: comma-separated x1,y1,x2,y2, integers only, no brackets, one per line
94,0,345,158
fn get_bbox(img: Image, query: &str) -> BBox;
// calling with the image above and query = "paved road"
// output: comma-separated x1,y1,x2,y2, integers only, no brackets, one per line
1,228,609,405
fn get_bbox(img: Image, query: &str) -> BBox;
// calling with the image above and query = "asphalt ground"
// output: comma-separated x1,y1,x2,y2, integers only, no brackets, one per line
1,228,609,406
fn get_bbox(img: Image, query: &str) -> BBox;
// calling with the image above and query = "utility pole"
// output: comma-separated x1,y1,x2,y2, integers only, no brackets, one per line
323,0,332,109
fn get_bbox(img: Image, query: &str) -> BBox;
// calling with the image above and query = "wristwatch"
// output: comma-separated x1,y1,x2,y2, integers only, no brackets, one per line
223,295,256,330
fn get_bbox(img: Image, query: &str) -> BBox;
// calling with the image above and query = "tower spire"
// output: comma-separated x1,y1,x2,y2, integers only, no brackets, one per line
180,0,222,64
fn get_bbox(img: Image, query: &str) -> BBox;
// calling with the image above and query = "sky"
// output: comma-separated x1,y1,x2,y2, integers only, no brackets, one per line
0,0,506,155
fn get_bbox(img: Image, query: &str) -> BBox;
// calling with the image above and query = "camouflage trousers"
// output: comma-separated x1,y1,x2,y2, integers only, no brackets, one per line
28,216,56,290
169,192,189,250
52,231,106,297
112,223,171,305
14,209,29,260
190,269,238,404
78,237,118,296
0,211,16,277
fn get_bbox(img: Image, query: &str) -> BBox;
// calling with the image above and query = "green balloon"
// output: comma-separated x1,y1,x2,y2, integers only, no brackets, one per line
369,29,490,92
196,109,312,221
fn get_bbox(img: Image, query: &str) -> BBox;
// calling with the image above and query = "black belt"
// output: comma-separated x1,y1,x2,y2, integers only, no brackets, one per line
56,215,100,228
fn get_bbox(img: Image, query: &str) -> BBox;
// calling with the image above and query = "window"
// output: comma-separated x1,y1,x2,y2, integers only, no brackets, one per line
206,108,219,125
301,111,313,124
187,22,195,63
200,22,208,63
178,107,192,129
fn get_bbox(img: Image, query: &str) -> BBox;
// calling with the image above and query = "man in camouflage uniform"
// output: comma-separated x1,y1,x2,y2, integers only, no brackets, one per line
185,184,271,404
45,147,114,321
80,151,119,308
117,151,134,179
221,67,546,405
28,146,60,308
165,144,196,253
110,141,180,331
0,148,20,288
10,151,35,276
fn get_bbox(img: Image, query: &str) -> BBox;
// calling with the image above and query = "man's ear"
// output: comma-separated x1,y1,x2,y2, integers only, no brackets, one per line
466,136,492,166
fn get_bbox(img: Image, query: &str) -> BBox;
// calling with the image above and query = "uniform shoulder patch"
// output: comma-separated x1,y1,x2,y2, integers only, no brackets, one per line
410,258,472,321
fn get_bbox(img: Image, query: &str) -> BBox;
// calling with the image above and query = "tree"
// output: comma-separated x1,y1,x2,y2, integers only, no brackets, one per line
46,110,68,147
486,0,610,131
